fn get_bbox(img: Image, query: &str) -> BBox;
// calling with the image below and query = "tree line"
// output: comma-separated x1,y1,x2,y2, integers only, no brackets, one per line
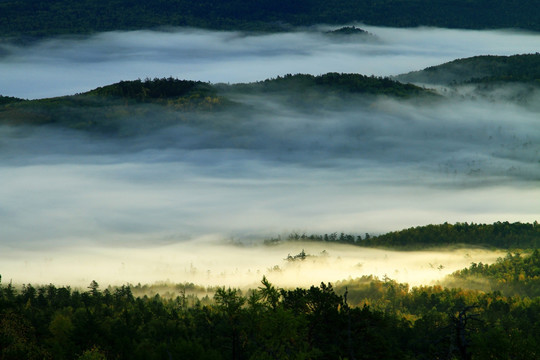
269,221,540,249
397,53,540,86
2,0,540,39
0,74,432,134
1,272,539,359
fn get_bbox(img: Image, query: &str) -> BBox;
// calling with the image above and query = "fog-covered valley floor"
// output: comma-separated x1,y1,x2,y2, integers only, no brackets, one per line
1,26,539,287
1,240,507,288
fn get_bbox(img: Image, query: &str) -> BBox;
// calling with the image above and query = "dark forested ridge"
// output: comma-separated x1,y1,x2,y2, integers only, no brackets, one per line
365,222,540,249
0,74,432,134
229,73,431,98
0,95,24,105
324,25,373,37
271,221,540,249
3,53,538,135
0,78,228,134
395,53,540,86
1,0,539,39
87,78,216,102
87,73,429,100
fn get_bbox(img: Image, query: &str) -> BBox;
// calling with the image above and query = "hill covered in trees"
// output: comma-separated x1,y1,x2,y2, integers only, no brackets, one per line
364,222,540,249
3,54,538,136
0,95,24,106
87,78,217,103
324,26,373,37
270,221,540,249
444,250,540,297
229,73,429,98
393,53,540,104
1,0,539,39
395,53,540,86
0,74,432,134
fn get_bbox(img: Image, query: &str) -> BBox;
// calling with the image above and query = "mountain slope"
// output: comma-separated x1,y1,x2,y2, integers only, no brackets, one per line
395,53,540,86
0,74,432,134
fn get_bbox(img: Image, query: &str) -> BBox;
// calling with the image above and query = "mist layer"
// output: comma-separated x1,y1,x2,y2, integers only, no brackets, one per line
1,26,540,99
1,26,539,287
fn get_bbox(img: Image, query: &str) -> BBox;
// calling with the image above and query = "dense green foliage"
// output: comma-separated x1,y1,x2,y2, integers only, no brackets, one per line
1,0,539,39
445,250,540,297
87,78,215,102
1,274,539,360
270,221,540,249
0,78,229,134
395,53,540,85
365,222,540,249
0,96,25,105
324,26,371,36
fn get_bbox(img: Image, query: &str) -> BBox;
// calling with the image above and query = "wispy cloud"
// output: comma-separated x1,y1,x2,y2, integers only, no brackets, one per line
1,26,539,98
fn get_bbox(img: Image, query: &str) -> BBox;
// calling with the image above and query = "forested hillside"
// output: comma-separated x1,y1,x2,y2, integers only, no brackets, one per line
0,74,431,134
445,250,540,297
3,53,539,135
395,53,540,85
87,78,216,102
1,0,539,39
229,73,429,98
270,221,540,249
0,95,24,105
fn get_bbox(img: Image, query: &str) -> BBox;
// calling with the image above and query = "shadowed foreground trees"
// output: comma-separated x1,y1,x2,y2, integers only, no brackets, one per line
1,275,539,359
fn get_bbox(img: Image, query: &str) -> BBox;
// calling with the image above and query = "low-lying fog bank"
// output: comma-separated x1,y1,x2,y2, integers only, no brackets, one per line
1,93,538,254
1,25,538,289
0,240,506,289
1,92,539,288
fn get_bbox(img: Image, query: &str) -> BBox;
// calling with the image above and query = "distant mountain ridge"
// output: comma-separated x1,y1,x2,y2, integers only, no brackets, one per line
2,54,539,134
87,78,214,101
1,0,539,39
0,73,432,134
228,73,430,98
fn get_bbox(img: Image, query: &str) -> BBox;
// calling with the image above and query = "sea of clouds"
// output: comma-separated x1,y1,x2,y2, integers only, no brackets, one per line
0,25,539,287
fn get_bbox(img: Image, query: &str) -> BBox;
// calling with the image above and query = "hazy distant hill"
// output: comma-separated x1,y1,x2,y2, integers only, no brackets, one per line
0,74,432,134
1,0,539,38
87,78,215,101
324,26,373,37
3,60,539,134
395,53,540,86
228,73,431,98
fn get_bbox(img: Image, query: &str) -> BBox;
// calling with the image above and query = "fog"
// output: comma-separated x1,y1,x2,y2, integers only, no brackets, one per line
0,240,506,289
1,26,539,288
1,26,539,99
